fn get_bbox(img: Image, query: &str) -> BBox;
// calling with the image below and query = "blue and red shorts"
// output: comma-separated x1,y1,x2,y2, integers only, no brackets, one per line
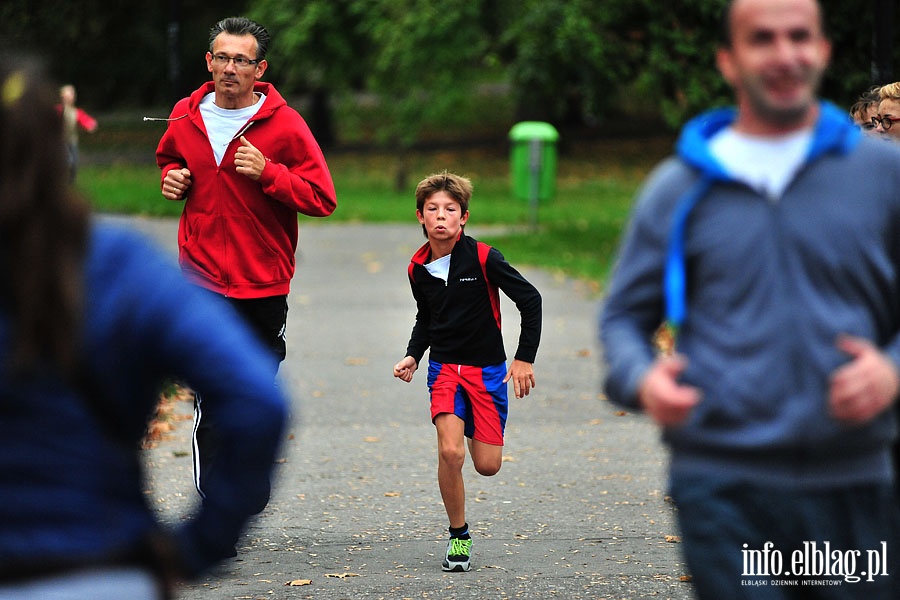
426,360,508,446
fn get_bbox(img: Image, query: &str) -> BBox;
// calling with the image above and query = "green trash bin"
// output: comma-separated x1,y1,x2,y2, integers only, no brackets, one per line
509,121,559,204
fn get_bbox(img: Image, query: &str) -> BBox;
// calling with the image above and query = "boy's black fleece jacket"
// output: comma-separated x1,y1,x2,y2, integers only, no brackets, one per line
405,233,542,367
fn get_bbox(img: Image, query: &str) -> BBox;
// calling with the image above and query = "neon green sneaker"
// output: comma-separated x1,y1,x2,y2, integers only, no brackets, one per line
442,536,472,572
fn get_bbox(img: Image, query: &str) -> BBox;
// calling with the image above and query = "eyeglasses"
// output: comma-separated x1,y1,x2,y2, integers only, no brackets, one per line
210,54,259,69
872,115,900,131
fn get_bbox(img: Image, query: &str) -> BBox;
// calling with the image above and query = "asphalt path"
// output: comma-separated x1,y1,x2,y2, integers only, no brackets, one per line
111,215,694,600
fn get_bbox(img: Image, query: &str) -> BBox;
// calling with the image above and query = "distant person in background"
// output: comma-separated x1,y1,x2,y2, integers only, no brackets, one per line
849,85,880,134
58,84,97,182
155,16,336,510
874,82,900,141
0,54,287,599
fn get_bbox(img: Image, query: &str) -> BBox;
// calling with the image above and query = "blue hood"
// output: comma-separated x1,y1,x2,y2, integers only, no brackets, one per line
664,102,862,329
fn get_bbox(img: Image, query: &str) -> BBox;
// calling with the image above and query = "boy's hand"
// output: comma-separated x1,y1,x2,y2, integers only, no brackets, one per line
505,359,535,398
393,356,418,383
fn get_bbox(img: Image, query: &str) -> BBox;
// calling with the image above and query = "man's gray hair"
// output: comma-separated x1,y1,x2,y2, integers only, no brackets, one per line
209,17,270,61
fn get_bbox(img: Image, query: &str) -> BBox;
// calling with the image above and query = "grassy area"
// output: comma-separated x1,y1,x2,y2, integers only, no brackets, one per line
77,136,672,293
78,164,182,217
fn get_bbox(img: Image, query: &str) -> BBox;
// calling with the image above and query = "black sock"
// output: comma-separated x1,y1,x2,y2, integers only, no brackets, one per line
449,523,470,539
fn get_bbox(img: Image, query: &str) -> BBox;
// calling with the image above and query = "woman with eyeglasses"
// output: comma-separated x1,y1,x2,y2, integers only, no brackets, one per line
873,82,900,140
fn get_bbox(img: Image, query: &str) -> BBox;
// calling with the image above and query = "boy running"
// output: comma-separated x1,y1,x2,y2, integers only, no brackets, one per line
393,171,542,572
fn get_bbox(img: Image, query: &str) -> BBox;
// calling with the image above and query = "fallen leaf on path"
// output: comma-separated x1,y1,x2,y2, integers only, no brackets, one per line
145,420,173,440
285,579,312,586
665,535,681,543
325,572,360,578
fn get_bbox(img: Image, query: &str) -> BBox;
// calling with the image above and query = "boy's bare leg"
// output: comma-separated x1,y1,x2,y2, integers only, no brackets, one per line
435,414,467,528
469,439,502,476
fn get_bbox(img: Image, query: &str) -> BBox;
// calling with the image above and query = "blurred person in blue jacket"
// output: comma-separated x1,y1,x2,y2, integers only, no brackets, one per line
0,54,288,599
600,0,900,597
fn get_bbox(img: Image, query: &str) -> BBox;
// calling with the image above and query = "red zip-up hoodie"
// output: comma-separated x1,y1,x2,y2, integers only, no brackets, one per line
156,81,336,298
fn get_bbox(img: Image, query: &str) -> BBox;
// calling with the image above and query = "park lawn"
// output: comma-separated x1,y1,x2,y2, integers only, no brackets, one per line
78,163,184,218
78,138,667,291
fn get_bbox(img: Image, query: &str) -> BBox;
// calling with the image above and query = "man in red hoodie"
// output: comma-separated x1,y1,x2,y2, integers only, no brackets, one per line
156,16,336,509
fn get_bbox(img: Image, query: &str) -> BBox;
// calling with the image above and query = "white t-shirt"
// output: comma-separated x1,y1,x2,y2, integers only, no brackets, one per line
199,92,266,165
425,253,451,283
709,127,813,200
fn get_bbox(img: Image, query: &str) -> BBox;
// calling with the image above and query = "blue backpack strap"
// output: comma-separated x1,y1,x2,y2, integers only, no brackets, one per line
664,175,713,335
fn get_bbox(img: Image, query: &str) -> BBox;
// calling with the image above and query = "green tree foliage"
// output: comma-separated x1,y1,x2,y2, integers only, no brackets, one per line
821,0,879,108
2,0,165,108
2,0,891,134
629,0,732,125
494,0,638,125
249,1,368,93
359,0,488,147
247,0,371,145
253,0,488,145
0,0,246,108
246,0,889,138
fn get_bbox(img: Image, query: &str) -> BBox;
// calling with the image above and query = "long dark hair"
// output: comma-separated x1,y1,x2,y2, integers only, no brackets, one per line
0,55,90,379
